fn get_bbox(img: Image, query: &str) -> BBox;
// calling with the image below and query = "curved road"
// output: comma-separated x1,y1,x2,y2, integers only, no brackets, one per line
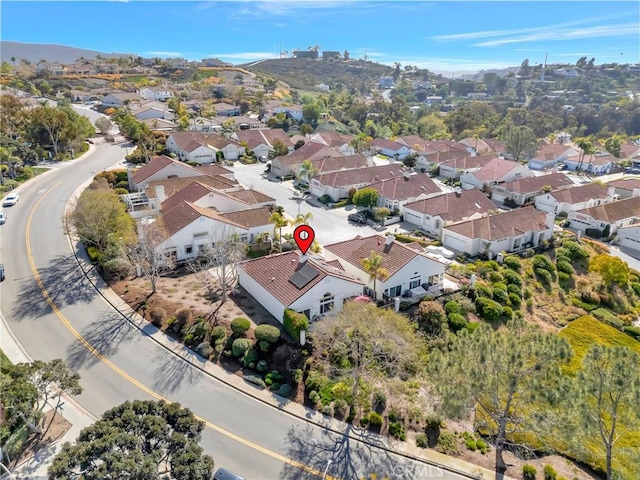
0,136,471,480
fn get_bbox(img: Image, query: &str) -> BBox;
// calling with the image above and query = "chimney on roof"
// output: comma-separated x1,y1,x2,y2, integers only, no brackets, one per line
299,254,308,265
385,234,394,246
155,184,166,203
455,186,462,197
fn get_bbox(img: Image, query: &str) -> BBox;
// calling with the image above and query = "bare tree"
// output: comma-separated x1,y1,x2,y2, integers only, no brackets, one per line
187,230,246,323
94,116,112,135
129,219,174,294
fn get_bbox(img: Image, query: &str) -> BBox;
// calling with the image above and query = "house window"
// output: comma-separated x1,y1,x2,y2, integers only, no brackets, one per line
300,309,311,320
387,285,402,297
409,273,421,289
513,238,521,249
427,274,440,286
185,245,193,255
193,231,208,238
320,293,334,315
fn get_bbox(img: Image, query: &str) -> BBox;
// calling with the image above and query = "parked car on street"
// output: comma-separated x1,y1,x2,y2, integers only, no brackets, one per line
3,193,19,206
0,264,5,282
213,468,245,480
0,211,6,224
348,212,367,224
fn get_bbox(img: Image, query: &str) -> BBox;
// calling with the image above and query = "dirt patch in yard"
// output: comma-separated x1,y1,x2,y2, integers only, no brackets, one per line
12,410,72,468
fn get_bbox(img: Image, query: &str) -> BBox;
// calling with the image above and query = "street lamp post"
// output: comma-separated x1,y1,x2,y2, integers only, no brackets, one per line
322,460,332,480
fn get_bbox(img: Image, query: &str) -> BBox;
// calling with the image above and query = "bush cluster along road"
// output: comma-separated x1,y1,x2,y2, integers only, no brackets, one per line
0,107,481,479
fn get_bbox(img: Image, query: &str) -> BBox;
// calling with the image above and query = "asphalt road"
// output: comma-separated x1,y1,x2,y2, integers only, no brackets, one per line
0,141,472,479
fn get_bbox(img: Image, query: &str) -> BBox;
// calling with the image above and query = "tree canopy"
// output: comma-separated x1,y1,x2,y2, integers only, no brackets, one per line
48,400,214,480
352,187,379,208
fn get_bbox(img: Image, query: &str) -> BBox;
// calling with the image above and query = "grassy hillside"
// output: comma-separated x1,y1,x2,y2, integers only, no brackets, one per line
242,57,394,91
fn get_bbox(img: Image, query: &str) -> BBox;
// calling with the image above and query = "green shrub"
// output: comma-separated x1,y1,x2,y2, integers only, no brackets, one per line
113,187,129,195
86,245,101,263
305,369,330,391
503,256,522,272
502,306,513,320
367,412,383,427
492,288,508,305
389,422,406,440
591,308,624,329
230,317,251,335
256,360,269,372
556,260,575,275
508,292,522,307
562,240,589,260
522,464,537,480
466,322,481,334
502,269,523,287
243,346,259,367
570,297,598,311
283,309,308,341
2,423,29,461
465,438,477,451
258,340,271,352
231,338,252,357
543,465,558,480
372,391,386,412
631,282,640,297
278,384,293,398
448,313,468,332
244,374,266,389
533,254,555,273
196,341,213,358
476,438,488,454
535,267,553,286
436,431,459,455
416,433,429,448
444,300,461,315
211,326,226,340
475,297,503,322
255,324,281,343
488,271,504,283
475,283,493,299
318,194,331,204
507,283,522,295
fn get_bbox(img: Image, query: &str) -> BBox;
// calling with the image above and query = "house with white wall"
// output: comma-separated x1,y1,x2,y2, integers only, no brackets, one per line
617,223,640,253
491,172,574,206
231,129,293,159
270,142,343,179
138,86,173,102
213,102,241,117
128,155,207,191
403,189,497,238
527,143,580,170
534,183,616,215
460,157,534,191
238,252,364,322
157,202,273,261
439,154,498,179
606,178,640,199
324,235,445,302
310,132,355,155
204,134,245,161
371,138,411,160
166,131,218,164
368,174,442,213
160,181,274,214
568,196,640,235
134,105,175,121
101,92,143,108
309,164,408,201
441,206,554,257
564,152,615,175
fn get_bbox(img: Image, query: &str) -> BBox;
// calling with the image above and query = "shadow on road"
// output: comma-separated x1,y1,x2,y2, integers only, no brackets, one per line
65,309,134,370
280,422,406,480
151,345,202,394
11,254,96,321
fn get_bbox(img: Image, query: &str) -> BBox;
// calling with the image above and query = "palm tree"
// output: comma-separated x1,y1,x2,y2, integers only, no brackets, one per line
297,159,319,184
269,211,288,253
289,211,313,228
360,251,390,300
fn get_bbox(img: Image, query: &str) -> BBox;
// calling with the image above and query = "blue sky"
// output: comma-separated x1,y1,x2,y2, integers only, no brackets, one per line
2,1,639,73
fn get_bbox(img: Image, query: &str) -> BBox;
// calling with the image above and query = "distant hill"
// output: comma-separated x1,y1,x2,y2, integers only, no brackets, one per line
0,41,130,64
242,57,395,91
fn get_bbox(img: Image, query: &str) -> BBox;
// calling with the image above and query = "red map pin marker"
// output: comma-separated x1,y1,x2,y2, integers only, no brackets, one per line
293,225,315,255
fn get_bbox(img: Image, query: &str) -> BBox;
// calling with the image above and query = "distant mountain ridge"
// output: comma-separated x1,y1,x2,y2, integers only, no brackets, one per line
0,41,130,64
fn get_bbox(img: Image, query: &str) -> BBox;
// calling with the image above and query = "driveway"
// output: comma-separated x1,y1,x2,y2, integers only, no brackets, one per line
231,163,379,244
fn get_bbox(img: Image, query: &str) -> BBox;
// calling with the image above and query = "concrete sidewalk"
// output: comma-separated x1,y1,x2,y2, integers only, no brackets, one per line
0,311,96,480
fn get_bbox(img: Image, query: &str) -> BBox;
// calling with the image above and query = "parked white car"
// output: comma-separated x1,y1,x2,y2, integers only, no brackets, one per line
3,193,19,206
0,211,6,224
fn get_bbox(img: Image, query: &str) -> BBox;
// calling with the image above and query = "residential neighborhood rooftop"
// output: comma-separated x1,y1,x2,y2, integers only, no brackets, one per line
501,171,574,194
573,195,640,223
404,189,496,222
547,182,611,204
368,174,441,201
444,206,550,241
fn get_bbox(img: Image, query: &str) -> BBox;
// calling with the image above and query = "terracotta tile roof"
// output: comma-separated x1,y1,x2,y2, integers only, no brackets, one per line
607,178,640,191
573,196,640,223
145,175,238,199
315,164,408,188
534,143,579,159
620,143,640,159
161,181,213,212
226,189,275,205
398,137,464,153
325,235,431,276
369,174,441,201
239,251,363,306
160,202,204,235
194,164,234,177
440,154,497,171
404,189,496,222
218,206,273,229
313,131,353,148
483,138,506,153
501,172,574,194
311,154,368,173
274,142,342,166
372,137,407,151
472,158,524,182
204,134,242,149
169,131,209,151
549,183,610,204
444,206,550,241
213,102,238,113
234,129,292,149
582,152,616,166
425,149,475,164
131,155,175,185
140,118,177,130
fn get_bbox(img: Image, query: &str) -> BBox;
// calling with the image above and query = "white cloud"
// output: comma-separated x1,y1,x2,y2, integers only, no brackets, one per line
384,56,514,73
146,51,183,57
207,52,276,61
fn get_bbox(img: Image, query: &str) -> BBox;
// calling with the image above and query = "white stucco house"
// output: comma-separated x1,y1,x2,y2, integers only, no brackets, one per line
606,178,640,199
157,202,273,261
323,235,446,302
490,172,574,206
438,154,496,179
568,196,640,235
309,164,407,201
101,92,143,108
371,138,411,160
534,183,616,215
138,87,173,102
205,134,246,161
564,152,615,175
527,143,580,170
460,158,534,191
166,132,218,164
617,223,640,253
310,132,355,155
441,206,555,257
270,142,343,179
238,251,364,322
368,174,442,213
403,189,497,238
134,105,175,121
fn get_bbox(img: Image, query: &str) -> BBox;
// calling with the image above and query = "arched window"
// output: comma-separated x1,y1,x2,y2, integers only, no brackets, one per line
320,293,334,315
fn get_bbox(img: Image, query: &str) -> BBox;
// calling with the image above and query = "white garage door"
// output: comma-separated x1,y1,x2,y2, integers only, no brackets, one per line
404,210,422,227
442,233,468,252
